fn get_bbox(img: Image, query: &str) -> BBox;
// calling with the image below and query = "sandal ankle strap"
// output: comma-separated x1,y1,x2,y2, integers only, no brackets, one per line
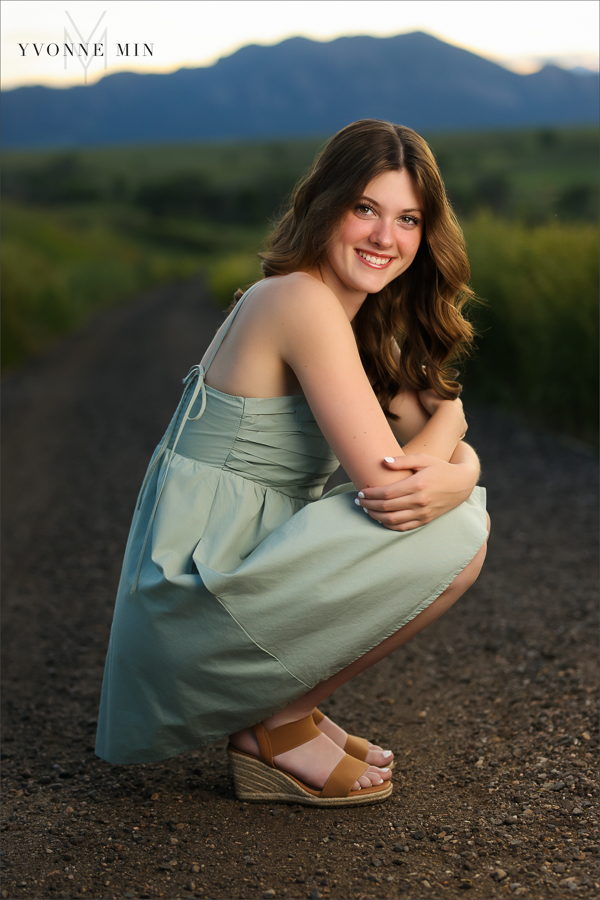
253,714,321,766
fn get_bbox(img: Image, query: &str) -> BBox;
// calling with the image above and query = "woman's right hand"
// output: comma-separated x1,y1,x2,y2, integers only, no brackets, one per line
356,447,480,530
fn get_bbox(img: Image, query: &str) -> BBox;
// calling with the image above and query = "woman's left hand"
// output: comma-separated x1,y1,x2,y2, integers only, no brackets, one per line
356,452,479,531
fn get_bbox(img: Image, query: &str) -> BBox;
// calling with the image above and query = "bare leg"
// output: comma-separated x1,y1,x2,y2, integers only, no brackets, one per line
230,519,490,790
278,528,489,718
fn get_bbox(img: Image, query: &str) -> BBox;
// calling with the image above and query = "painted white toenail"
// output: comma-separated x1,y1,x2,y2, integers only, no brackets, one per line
381,768,391,772
383,750,392,757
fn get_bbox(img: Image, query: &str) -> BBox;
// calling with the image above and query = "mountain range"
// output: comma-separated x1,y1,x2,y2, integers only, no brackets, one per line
2,32,598,148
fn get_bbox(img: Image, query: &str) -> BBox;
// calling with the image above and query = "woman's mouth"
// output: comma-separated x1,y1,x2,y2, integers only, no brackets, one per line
355,248,395,269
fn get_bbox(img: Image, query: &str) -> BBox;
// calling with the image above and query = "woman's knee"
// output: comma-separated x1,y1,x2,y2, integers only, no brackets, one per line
451,528,489,594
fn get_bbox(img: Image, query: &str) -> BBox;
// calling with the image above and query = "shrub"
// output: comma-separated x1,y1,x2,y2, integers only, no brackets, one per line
206,252,264,309
463,213,599,441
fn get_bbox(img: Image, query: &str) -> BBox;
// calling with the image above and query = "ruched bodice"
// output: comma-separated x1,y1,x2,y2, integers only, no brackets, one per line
96,284,488,765
174,386,339,501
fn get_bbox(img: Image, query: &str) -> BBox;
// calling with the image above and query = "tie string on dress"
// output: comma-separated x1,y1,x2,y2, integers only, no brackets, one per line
129,281,262,594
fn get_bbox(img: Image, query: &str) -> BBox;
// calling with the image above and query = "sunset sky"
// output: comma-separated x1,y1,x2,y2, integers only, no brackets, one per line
2,0,599,90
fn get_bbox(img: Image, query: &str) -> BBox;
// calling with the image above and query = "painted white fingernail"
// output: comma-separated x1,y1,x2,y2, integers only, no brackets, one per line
384,456,395,463
358,491,365,498
354,498,361,506
363,507,369,514
382,750,393,758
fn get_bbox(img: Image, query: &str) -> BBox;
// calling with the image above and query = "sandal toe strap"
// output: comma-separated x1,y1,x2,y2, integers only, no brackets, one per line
344,733,370,761
320,754,370,798
313,710,372,763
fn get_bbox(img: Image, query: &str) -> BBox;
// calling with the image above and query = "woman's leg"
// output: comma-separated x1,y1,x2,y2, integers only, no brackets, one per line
230,519,490,790
277,521,489,720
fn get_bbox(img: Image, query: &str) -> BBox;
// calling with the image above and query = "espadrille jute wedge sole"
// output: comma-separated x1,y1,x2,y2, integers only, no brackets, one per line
313,708,395,769
227,714,392,807
227,745,393,807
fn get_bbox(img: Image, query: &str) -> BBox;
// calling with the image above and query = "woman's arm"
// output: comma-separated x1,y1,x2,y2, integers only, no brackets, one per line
348,361,477,530
274,276,466,491
385,385,431,444
385,348,466,460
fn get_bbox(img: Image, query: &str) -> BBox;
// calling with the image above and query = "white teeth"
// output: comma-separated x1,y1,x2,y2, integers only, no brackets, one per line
357,250,391,266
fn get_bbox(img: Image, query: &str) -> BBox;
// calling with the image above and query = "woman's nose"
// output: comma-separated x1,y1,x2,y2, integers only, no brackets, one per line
370,219,394,248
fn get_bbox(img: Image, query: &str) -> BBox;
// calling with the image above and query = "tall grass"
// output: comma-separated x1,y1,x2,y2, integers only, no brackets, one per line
1,203,201,369
463,214,598,441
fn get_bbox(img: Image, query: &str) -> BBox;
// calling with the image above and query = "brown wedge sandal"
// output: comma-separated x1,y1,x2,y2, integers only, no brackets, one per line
313,708,395,769
227,714,392,807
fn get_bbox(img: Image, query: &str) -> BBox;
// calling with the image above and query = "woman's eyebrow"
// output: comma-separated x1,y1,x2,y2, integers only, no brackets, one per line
360,195,423,214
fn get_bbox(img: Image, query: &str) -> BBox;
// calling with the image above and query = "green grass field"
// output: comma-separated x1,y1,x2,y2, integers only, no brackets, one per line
4,126,597,223
2,126,598,441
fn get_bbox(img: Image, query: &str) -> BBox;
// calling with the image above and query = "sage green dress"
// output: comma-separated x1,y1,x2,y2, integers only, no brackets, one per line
96,284,487,764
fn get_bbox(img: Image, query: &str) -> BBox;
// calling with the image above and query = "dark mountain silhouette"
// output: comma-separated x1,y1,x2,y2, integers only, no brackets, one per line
2,32,598,148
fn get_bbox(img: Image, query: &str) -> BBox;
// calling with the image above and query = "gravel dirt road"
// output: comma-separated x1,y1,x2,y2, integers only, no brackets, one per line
2,278,598,900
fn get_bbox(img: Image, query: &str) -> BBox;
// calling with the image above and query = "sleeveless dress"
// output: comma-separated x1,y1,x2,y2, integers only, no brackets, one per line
96,284,487,765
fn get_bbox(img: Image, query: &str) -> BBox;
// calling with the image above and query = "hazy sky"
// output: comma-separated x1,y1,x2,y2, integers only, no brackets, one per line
2,0,599,90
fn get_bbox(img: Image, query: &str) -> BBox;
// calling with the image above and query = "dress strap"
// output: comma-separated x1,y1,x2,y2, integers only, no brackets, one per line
202,280,262,377
130,281,262,593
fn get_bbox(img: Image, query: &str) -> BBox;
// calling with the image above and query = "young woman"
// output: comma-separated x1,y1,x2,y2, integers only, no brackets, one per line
96,120,489,807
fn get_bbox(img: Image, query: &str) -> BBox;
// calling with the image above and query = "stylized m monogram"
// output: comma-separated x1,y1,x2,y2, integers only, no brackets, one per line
64,10,107,85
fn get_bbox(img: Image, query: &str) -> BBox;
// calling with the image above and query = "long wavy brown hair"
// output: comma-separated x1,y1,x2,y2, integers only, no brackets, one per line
235,119,475,417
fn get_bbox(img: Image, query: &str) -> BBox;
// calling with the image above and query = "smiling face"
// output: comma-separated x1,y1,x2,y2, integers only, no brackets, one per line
319,168,424,308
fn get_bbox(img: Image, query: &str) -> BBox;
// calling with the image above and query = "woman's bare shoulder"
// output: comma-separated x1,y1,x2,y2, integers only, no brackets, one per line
253,272,336,302
252,273,347,329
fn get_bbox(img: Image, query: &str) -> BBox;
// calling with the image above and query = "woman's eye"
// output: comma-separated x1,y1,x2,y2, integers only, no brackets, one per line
400,215,420,227
355,204,374,216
